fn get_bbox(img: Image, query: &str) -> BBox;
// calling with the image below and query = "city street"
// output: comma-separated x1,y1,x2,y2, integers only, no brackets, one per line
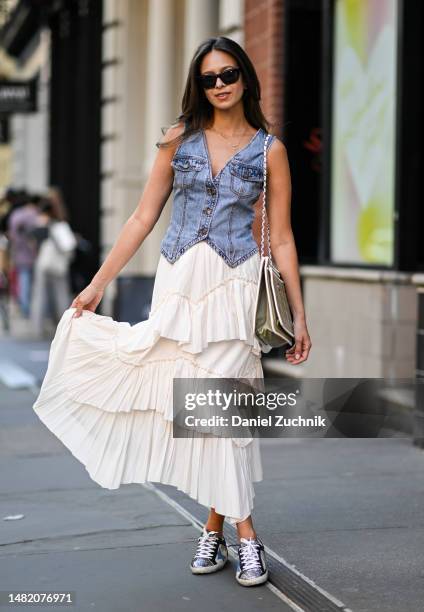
1,332,424,612
1,2,424,611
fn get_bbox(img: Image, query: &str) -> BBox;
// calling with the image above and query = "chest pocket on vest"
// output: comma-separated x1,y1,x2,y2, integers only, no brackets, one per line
171,155,207,189
229,161,264,198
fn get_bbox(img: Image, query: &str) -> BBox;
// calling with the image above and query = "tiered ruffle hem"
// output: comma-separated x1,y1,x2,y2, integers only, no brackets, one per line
32,241,264,525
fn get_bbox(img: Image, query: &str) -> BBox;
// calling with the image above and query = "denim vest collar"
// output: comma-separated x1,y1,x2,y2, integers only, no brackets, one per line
160,127,276,268
201,127,262,182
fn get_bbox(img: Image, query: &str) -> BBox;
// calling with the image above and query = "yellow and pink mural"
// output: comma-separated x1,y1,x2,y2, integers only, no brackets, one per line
331,0,398,265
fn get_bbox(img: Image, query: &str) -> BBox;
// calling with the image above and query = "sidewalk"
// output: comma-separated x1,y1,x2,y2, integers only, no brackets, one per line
2,319,424,611
0,382,288,612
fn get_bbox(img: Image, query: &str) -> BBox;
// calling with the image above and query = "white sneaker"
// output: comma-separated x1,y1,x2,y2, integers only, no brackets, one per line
190,527,228,574
235,536,269,586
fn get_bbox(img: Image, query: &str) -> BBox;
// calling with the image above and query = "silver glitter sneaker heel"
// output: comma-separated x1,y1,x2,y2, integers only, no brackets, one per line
190,527,228,574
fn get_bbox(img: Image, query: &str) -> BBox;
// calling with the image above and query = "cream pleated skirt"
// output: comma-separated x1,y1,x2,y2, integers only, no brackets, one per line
32,241,264,525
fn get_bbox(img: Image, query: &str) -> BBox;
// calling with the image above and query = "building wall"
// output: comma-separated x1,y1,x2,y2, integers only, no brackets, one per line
244,0,419,382
0,125,12,189
9,36,49,193
99,0,421,381
301,268,417,378
244,0,284,134
100,0,244,316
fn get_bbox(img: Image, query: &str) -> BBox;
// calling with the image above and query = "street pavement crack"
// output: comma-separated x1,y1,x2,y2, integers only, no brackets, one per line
0,522,191,548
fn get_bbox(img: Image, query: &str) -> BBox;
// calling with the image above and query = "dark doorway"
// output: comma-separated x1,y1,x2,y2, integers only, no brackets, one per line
48,1,102,291
395,1,424,271
282,0,324,265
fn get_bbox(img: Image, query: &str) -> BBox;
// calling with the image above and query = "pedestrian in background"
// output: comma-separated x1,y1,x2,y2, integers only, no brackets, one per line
6,191,39,318
30,190,77,338
0,191,13,327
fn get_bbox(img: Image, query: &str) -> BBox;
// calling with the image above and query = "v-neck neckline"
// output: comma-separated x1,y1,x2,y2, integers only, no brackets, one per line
201,127,262,182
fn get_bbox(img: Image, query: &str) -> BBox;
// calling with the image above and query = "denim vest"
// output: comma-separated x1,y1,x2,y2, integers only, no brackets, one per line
160,127,276,267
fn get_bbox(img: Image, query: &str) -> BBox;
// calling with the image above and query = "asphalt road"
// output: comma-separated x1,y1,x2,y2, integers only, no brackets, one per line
1,333,424,611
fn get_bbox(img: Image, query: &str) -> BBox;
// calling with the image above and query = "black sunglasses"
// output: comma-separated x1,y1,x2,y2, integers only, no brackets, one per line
197,67,241,90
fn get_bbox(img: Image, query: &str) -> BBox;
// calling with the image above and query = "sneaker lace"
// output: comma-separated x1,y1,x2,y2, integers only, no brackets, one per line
239,539,262,571
194,532,219,560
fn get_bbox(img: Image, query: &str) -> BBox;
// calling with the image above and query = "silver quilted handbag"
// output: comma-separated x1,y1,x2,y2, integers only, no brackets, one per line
253,133,295,352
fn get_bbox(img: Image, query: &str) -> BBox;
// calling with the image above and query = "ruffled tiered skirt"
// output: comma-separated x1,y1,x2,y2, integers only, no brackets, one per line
32,241,264,524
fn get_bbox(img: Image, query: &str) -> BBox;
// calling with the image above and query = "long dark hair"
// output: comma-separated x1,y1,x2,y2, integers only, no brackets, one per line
156,36,274,149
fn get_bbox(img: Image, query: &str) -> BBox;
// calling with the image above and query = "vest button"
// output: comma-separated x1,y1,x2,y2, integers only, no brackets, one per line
204,207,212,215
199,226,208,236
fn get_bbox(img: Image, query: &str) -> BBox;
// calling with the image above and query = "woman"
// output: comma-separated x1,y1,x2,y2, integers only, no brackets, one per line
32,36,311,587
6,192,39,318
30,192,76,337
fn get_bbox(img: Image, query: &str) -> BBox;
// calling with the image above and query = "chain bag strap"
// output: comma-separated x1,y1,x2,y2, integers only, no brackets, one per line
253,133,295,353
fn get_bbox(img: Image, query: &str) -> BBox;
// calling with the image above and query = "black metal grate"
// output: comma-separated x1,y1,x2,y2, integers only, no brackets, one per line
154,483,353,612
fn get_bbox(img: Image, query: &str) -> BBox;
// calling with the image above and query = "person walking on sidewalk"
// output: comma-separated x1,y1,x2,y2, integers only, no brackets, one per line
6,193,39,318
32,36,311,588
30,191,77,338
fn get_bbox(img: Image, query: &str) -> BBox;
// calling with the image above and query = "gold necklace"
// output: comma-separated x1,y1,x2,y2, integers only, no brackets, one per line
209,127,251,150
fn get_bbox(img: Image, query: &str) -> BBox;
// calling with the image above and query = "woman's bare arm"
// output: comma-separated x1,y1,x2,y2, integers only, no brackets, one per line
266,138,312,363
89,123,184,291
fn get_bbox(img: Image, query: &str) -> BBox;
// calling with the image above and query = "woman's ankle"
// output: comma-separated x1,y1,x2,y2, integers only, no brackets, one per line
235,515,257,541
205,524,223,535
236,527,257,541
